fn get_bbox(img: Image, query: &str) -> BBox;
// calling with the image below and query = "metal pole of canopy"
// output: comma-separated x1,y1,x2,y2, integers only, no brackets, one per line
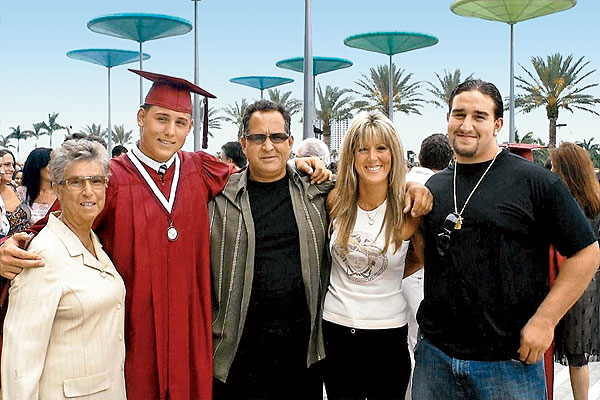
193,0,201,151
139,42,144,105
388,54,393,122
509,24,516,143
303,0,314,140
108,67,112,152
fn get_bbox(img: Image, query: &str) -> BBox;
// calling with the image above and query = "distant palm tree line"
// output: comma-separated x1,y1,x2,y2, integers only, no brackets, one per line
222,53,599,153
2,103,223,159
5,53,598,157
3,113,66,159
0,114,138,159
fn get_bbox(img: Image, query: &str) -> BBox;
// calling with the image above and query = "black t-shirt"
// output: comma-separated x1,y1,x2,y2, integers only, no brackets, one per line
418,150,597,360
233,175,310,369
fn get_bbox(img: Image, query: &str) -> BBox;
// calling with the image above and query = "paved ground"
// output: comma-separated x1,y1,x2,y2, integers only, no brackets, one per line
553,361,600,400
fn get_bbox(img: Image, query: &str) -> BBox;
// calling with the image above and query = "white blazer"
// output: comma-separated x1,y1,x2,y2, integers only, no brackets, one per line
1,213,126,399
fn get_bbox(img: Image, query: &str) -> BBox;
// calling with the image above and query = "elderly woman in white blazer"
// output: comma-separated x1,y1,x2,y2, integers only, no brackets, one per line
1,140,126,399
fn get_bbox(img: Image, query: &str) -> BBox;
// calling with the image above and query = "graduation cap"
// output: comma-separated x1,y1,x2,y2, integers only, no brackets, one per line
130,69,216,148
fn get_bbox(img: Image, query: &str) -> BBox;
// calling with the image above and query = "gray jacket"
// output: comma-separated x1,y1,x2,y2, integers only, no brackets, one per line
209,164,332,382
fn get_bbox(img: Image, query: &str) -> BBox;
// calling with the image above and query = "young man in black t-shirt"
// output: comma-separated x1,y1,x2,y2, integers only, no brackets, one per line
412,80,599,400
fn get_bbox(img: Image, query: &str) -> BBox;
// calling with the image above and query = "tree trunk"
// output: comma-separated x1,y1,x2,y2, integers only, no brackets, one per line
322,121,331,150
548,117,557,149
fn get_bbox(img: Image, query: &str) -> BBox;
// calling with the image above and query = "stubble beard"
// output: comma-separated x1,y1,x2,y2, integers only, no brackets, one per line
451,136,478,158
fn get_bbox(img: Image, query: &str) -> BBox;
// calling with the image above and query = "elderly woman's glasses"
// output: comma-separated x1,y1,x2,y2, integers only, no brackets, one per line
59,176,108,190
437,213,459,258
243,132,289,144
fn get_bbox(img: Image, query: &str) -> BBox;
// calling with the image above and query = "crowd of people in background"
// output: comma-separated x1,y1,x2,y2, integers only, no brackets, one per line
0,76,599,400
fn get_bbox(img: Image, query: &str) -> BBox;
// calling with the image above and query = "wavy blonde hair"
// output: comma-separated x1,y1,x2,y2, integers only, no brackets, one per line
330,111,406,253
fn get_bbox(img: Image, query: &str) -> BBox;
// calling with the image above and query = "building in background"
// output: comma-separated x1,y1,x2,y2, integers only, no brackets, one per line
314,118,351,155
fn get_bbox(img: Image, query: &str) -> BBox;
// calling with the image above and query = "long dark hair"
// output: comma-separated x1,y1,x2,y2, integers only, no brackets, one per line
22,148,52,206
551,142,600,218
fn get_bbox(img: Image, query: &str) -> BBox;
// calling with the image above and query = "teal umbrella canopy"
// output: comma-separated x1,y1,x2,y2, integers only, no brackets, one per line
230,76,294,91
344,31,438,56
66,49,150,68
276,56,353,76
343,31,437,122
66,49,149,153
88,13,192,43
450,0,577,24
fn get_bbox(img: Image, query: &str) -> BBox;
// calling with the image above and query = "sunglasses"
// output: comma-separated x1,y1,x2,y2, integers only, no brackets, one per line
437,213,459,258
243,132,290,144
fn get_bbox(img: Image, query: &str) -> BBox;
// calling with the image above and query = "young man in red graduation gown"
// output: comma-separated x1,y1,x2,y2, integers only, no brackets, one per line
0,70,329,399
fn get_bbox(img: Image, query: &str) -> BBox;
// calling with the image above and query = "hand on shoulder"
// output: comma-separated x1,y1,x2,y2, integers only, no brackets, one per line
0,232,44,280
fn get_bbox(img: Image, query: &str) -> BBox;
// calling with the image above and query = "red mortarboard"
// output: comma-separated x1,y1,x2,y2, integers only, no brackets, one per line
130,69,216,148
129,69,216,115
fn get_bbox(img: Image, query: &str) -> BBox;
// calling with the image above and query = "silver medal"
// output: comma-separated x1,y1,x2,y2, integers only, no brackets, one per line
167,225,179,241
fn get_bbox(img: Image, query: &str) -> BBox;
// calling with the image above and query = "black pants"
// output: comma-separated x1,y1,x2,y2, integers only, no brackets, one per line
321,320,411,400
213,353,323,400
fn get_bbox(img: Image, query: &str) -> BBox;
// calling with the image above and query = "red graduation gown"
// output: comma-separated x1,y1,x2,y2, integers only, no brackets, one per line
92,151,230,400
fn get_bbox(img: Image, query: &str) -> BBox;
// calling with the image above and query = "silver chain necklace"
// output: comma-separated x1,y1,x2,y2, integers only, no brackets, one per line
358,199,385,225
452,149,501,230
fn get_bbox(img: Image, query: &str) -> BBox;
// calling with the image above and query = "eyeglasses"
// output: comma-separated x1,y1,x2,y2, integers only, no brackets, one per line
243,132,290,144
58,175,108,190
437,213,459,258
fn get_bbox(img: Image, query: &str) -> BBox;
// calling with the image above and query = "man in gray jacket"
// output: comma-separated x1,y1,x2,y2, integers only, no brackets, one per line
209,100,332,399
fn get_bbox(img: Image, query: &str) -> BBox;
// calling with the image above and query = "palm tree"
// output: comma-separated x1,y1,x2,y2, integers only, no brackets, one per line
222,98,249,139
203,107,226,138
24,122,46,149
0,135,14,149
40,112,66,148
112,124,134,146
81,123,105,136
316,84,354,149
267,88,303,117
427,69,474,108
577,138,600,168
352,63,426,117
514,53,600,148
8,126,30,158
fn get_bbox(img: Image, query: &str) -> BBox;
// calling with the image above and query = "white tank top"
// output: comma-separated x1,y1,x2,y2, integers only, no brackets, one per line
323,200,409,329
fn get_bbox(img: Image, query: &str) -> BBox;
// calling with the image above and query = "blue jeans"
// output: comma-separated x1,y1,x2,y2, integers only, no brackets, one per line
412,335,547,400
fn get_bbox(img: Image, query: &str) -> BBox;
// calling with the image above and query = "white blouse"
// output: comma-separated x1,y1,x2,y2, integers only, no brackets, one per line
324,200,410,329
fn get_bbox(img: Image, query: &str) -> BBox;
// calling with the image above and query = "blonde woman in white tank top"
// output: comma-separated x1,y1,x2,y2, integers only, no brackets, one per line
322,111,424,400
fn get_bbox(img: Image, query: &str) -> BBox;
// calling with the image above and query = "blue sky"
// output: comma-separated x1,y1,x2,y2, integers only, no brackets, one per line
1,1,599,161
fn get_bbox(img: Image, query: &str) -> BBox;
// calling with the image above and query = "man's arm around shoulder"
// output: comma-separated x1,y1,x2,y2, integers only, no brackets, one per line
0,233,45,280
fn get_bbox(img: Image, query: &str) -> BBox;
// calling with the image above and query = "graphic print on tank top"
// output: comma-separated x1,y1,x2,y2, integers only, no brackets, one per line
332,232,388,283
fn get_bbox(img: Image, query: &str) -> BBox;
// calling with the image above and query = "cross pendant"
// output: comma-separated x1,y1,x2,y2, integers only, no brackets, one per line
454,215,463,230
